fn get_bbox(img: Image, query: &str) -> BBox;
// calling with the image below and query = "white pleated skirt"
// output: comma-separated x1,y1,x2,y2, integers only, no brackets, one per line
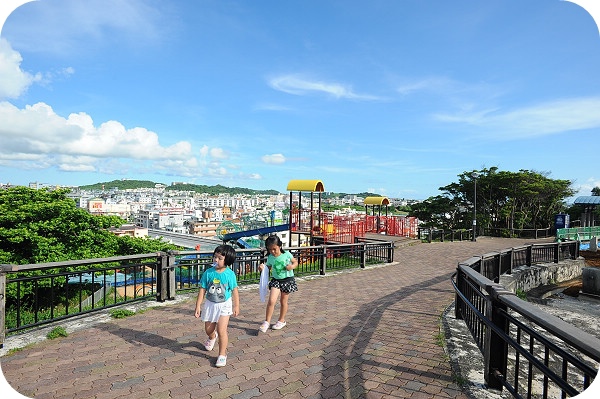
201,298,233,323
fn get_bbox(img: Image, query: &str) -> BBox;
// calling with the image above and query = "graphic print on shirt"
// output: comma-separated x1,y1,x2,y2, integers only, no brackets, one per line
273,258,288,275
206,278,227,303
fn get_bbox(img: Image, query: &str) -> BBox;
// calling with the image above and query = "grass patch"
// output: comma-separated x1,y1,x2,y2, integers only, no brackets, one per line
47,326,68,340
516,288,528,301
434,330,445,347
453,373,469,386
109,308,136,319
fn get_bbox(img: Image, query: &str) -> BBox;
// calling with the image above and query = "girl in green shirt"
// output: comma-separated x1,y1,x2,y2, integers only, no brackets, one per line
258,235,298,332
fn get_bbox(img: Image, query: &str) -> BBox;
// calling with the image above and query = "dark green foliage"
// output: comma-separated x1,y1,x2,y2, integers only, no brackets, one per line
79,179,280,195
167,183,279,195
78,180,158,190
409,168,575,232
0,187,177,265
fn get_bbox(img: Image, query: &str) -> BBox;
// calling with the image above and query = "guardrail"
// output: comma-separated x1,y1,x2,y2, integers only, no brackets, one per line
0,241,393,348
452,241,599,397
556,226,600,242
418,227,554,243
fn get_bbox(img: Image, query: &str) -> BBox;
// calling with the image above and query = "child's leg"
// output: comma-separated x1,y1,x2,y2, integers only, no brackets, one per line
278,292,289,322
265,287,280,322
216,315,231,356
204,321,217,339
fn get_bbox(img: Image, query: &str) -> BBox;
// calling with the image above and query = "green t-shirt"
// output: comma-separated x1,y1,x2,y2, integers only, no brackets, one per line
267,251,294,280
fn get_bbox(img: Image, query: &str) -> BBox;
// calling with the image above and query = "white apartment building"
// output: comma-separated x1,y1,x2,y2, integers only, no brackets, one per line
87,198,131,218
136,208,186,233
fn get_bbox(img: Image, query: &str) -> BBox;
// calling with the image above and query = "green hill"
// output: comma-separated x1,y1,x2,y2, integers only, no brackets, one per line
78,180,377,197
79,180,280,195
78,180,160,190
167,183,280,195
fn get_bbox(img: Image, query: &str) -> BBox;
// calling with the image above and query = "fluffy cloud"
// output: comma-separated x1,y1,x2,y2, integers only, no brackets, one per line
0,102,192,159
261,153,286,164
0,38,41,99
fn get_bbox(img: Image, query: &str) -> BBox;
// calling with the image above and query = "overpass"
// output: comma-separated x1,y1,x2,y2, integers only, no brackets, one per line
147,228,221,251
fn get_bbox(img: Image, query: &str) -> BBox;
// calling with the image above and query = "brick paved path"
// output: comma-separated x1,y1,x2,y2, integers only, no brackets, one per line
1,237,543,398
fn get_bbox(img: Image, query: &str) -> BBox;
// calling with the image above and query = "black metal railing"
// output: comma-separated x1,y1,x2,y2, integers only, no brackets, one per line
418,227,554,242
0,241,393,347
473,241,578,283
452,241,599,398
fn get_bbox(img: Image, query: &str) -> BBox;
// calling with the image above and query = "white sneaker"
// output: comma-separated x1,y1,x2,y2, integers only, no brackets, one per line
204,332,218,351
259,321,270,333
272,321,286,330
216,355,227,367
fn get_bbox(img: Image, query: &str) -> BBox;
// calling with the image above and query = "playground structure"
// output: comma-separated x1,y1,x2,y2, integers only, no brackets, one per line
219,179,419,248
287,180,418,245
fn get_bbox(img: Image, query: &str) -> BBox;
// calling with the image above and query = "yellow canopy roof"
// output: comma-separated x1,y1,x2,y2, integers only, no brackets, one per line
364,196,390,205
286,179,325,192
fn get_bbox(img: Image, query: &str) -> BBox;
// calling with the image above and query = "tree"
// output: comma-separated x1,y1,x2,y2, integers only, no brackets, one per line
0,187,177,265
411,168,574,235
0,187,180,307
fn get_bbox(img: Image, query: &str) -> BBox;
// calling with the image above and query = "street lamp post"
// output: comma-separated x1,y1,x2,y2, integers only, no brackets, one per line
472,172,479,242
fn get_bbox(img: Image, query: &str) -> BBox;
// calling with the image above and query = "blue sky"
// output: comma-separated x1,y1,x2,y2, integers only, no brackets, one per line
1,0,600,201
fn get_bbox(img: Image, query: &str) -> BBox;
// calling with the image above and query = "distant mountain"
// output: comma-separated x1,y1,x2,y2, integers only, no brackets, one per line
78,180,281,195
167,183,280,195
78,180,382,198
78,180,159,190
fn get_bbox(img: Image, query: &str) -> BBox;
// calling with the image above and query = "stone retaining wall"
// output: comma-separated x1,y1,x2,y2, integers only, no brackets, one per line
498,258,586,294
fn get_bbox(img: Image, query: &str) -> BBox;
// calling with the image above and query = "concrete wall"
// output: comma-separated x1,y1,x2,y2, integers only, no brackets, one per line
498,258,586,294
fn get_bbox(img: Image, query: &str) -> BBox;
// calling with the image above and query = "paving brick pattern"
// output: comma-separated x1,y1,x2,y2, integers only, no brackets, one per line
1,237,541,398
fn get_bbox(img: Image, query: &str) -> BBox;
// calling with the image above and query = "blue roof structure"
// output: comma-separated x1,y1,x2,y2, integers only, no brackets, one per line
574,196,600,205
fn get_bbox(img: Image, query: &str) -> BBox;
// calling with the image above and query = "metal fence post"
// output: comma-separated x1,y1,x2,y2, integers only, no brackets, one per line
553,242,560,263
0,272,5,349
526,245,532,266
484,284,510,391
157,252,169,302
360,243,366,268
167,252,177,300
454,265,463,320
387,243,394,263
320,246,327,275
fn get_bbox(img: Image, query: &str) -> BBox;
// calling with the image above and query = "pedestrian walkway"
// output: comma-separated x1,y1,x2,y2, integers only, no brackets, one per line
1,237,542,399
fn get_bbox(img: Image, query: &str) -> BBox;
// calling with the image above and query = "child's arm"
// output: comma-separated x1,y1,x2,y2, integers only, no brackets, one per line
286,256,298,270
194,288,206,318
232,287,240,316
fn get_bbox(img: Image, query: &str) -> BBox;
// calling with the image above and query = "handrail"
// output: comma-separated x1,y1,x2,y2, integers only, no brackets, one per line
453,240,599,397
0,241,394,348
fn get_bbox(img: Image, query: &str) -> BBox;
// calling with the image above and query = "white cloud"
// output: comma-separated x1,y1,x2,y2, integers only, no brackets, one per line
0,38,41,99
0,101,192,159
396,77,456,96
268,74,380,100
0,100,200,174
434,96,600,140
577,177,600,196
261,153,286,164
4,0,168,55
210,147,229,160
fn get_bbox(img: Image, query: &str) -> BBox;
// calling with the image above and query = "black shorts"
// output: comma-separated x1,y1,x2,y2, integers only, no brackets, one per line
268,277,298,294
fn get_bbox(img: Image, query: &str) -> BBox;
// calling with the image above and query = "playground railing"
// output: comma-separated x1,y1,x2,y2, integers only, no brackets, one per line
0,240,394,347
